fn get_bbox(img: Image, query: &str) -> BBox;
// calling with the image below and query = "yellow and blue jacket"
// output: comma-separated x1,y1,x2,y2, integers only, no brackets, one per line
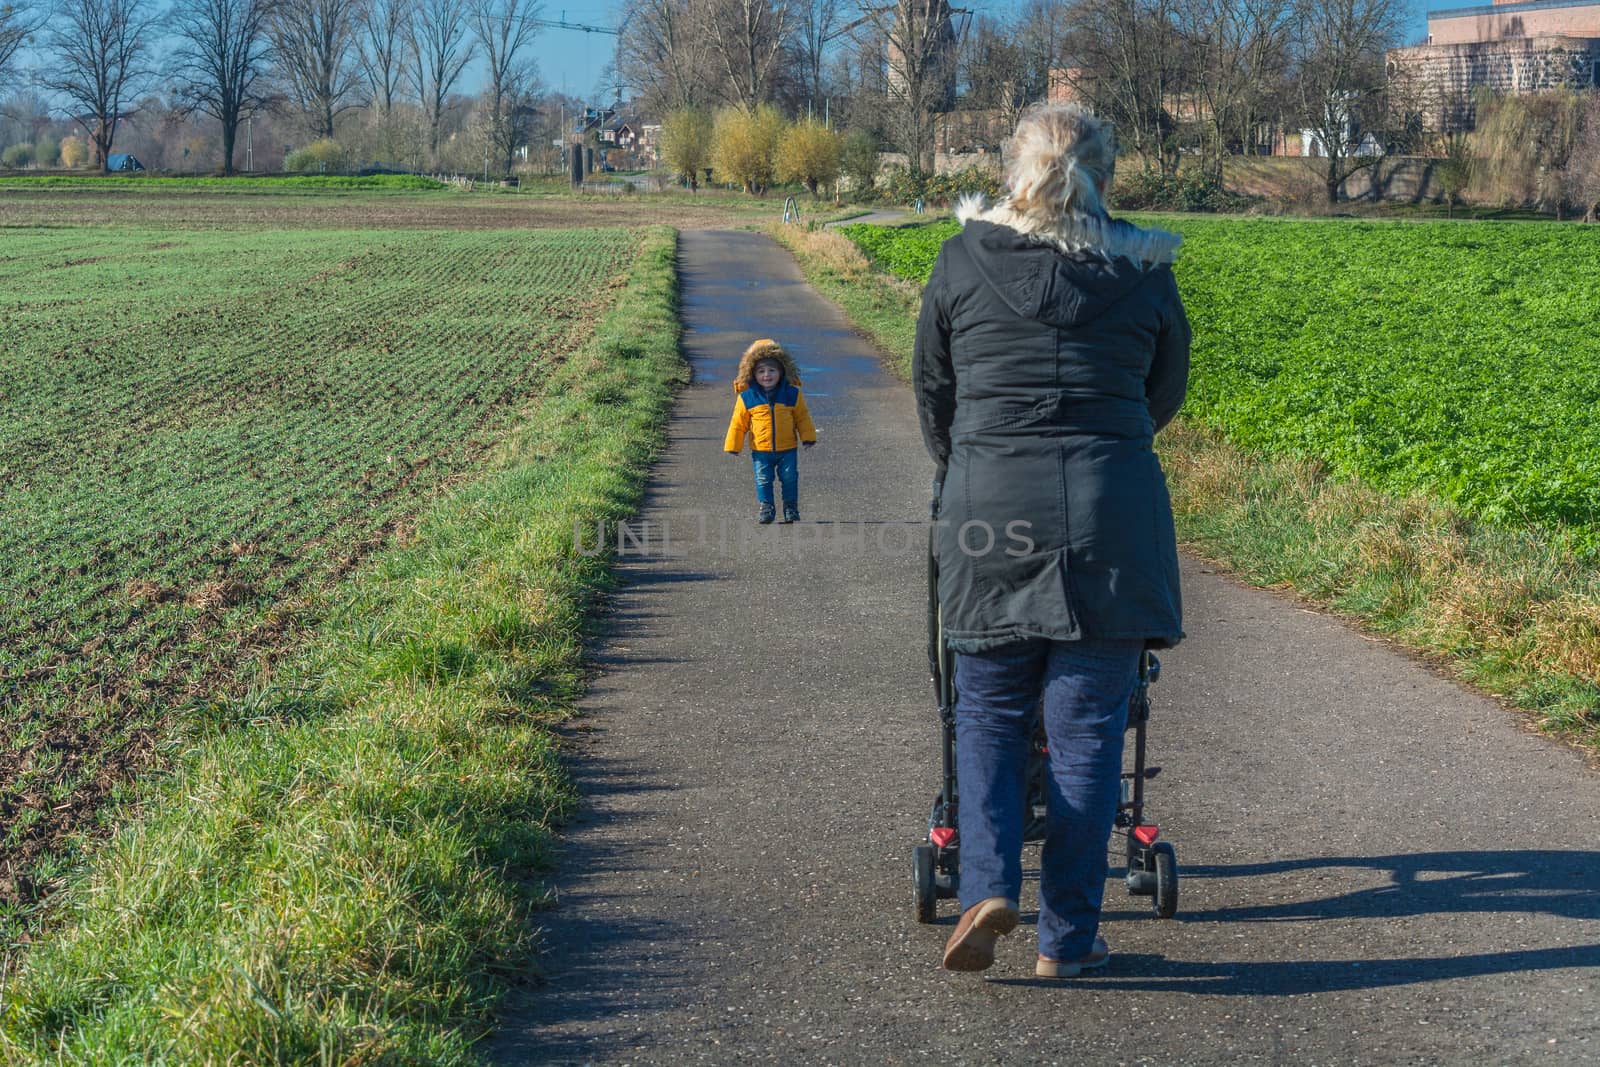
724,384,818,453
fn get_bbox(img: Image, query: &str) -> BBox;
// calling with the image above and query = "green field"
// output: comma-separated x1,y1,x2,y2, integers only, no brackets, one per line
0,226,638,902
0,180,690,1057
840,217,1600,540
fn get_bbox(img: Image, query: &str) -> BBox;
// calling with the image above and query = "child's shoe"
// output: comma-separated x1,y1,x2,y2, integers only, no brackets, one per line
781,503,800,524
758,504,776,525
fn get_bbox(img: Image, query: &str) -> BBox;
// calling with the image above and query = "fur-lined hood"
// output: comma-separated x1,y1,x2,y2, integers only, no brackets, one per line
943,195,1181,329
732,338,803,392
954,194,1181,266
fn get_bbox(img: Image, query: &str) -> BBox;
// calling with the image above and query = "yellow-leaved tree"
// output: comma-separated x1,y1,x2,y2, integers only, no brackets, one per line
661,108,714,192
777,119,842,198
712,105,785,195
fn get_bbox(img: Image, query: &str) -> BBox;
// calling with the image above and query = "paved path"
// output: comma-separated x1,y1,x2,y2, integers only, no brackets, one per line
825,208,912,227
490,230,1600,1065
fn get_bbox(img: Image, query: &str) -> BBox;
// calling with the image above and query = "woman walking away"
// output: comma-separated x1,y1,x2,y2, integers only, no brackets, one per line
915,103,1191,978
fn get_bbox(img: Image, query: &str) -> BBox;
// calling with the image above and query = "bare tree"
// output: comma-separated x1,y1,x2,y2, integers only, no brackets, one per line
619,0,720,113
1290,0,1403,204
1061,0,1183,174
472,0,540,174
359,0,410,113
857,0,960,176
823,26,885,133
271,0,363,138
793,0,840,114
40,0,160,171
1177,0,1292,182
705,0,791,109
961,13,1035,136
1432,129,1470,217
169,0,278,173
2,1,44,94
407,0,475,159
1013,0,1070,97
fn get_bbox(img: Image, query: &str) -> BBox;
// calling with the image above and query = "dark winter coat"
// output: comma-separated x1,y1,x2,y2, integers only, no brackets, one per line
914,197,1192,653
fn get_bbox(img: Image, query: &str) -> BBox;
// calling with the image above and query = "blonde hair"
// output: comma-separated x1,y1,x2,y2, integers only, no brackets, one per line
732,338,803,392
1003,104,1116,222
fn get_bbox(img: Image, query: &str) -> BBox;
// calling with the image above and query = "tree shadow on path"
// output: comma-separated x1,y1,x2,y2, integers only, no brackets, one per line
997,849,1600,994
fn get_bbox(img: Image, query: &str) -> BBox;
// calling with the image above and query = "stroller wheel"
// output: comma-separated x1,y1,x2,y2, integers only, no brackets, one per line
1152,842,1178,918
913,844,938,924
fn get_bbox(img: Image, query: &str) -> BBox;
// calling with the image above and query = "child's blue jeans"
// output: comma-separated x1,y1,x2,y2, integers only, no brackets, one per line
751,448,798,506
953,637,1143,961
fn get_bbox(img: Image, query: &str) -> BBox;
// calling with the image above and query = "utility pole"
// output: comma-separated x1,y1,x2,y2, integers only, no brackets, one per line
245,114,254,172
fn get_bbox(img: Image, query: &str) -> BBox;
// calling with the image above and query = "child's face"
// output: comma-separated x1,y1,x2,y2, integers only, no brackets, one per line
754,360,782,389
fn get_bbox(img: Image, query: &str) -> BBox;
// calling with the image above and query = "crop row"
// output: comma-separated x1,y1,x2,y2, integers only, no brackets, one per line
840,217,1600,538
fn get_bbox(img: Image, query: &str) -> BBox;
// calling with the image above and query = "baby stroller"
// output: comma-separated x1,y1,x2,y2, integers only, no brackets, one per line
912,532,1179,923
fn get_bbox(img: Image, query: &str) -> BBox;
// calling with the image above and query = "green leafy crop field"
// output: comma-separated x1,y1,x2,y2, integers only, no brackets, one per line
0,226,639,894
840,217,1600,539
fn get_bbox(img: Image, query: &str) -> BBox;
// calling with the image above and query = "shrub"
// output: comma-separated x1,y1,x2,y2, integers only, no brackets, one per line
878,165,925,205
711,105,784,194
1111,169,1250,212
776,118,841,197
840,130,879,198
660,108,713,191
33,135,60,168
284,138,348,173
2,142,34,169
875,164,997,206
925,165,1001,205
59,136,88,169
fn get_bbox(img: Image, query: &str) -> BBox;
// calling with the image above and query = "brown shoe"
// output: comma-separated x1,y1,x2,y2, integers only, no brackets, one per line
1035,936,1110,978
942,897,1020,972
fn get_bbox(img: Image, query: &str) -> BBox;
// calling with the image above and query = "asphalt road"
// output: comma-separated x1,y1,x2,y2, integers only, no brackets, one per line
489,229,1600,1065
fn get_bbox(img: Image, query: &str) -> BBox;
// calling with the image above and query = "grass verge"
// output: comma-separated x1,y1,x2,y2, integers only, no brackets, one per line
767,223,921,378
0,227,686,1063
777,226,1600,748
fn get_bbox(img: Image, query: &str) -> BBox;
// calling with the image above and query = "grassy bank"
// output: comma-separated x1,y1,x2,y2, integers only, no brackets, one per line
767,224,920,378
0,228,686,1063
778,221,1600,748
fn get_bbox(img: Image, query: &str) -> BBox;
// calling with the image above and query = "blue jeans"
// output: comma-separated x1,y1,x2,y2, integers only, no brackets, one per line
751,449,798,506
954,637,1142,960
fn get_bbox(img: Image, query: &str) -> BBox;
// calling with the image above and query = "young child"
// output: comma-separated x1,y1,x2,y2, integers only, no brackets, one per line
723,338,818,523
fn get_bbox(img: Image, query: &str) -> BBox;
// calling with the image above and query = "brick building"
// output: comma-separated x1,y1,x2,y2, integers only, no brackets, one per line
1388,0,1600,131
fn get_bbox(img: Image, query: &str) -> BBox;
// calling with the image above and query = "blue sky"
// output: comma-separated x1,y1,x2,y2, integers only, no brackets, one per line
531,4,627,101
10,0,1435,110
529,0,1435,108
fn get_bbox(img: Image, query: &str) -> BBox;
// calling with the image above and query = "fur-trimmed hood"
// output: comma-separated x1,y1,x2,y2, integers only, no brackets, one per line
948,194,1181,329
954,194,1181,266
733,338,803,392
